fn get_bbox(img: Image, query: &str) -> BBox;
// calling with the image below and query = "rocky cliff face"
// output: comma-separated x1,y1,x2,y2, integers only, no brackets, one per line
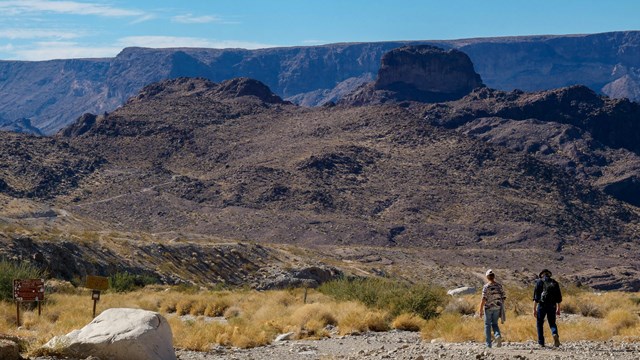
375,45,483,99
342,45,483,104
2,31,640,134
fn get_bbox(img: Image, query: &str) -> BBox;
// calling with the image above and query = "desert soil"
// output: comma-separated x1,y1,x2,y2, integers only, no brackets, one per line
172,330,640,360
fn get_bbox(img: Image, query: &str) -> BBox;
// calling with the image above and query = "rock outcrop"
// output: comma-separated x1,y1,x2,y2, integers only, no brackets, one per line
42,308,176,360
342,45,483,104
374,45,483,101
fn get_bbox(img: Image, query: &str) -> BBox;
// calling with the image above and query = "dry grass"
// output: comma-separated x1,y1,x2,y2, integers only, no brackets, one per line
392,313,426,331
422,289,640,343
2,284,640,357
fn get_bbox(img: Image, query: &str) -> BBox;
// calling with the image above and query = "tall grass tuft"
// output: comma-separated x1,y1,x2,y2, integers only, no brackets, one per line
0,259,43,301
319,277,446,319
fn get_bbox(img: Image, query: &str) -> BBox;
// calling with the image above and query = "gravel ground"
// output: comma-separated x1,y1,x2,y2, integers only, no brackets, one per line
174,331,640,360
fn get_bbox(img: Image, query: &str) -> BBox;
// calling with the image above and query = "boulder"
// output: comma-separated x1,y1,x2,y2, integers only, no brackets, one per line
42,308,176,360
447,286,476,296
0,339,21,360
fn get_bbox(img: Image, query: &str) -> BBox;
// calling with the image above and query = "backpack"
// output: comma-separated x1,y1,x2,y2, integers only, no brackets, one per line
540,278,558,304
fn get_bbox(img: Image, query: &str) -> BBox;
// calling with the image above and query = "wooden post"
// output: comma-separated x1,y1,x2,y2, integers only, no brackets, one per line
92,290,101,318
38,300,42,316
16,302,20,326
303,287,308,304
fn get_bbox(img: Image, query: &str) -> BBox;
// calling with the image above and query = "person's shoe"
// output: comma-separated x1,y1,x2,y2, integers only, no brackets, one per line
553,334,560,347
538,343,545,348
495,335,502,348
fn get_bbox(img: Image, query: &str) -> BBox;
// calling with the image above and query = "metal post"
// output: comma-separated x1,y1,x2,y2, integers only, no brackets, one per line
303,287,308,304
16,302,20,326
38,300,42,316
93,299,97,318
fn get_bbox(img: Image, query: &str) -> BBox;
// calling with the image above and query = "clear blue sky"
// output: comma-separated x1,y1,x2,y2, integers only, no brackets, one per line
0,0,639,60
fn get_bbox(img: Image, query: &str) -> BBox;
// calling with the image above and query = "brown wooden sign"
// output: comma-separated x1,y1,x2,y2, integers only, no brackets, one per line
13,279,45,302
85,275,109,291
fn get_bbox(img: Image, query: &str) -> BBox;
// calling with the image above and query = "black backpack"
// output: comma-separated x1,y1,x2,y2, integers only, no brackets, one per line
540,278,558,304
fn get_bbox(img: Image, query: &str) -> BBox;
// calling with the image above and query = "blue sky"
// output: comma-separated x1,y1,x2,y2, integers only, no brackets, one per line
0,0,639,61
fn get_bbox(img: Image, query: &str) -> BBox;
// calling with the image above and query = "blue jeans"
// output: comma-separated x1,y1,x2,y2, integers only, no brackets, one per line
484,308,501,347
536,303,558,345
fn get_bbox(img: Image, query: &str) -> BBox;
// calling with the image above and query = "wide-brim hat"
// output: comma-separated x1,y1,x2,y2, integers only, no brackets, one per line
539,269,552,277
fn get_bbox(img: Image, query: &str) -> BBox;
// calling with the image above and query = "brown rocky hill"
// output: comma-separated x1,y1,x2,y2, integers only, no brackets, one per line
14,74,629,289
2,45,640,290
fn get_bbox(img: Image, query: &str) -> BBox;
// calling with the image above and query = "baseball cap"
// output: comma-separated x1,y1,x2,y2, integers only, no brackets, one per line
486,269,494,276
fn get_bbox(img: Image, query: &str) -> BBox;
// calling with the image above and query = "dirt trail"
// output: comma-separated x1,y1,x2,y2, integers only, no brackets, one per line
174,330,640,360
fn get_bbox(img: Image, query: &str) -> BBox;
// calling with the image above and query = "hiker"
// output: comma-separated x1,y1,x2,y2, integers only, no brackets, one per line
479,269,506,348
533,269,562,347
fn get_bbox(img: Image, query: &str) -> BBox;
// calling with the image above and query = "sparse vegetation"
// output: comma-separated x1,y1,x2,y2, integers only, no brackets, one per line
0,259,43,301
0,281,639,356
319,277,446,319
109,272,158,293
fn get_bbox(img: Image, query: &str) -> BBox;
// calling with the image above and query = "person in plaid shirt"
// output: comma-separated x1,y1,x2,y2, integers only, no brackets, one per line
479,269,506,348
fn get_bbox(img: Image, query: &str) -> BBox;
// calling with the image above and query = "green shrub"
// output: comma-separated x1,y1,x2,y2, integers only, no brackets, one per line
0,259,44,301
319,277,446,319
109,272,158,293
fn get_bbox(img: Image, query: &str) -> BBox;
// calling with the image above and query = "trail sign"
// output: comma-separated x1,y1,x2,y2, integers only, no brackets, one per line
14,278,45,326
86,275,109,291
86,275,108,318
13,279,45,302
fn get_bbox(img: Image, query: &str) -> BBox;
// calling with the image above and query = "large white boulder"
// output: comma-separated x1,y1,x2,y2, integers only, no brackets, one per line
43,308,176,360
447,286,476,296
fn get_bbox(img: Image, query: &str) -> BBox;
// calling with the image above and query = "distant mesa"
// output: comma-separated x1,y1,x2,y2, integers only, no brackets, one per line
129,77,286,105
343,45,484,105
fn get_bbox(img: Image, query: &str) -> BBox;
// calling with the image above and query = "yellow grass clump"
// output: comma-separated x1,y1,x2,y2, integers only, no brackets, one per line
392,313,426,331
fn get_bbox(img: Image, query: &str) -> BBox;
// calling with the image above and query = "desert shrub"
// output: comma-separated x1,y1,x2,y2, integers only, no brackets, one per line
0,259,43,301
109,272,157,293
175,299,196,315
392,313,426,331
319,277,445,319
444,298,477,315
579,302,603,318
630,296,640,306
606,309,639,334
290,303,336,336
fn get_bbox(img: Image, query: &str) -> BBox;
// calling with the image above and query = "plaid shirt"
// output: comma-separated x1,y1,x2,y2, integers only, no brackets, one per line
482,282,506,310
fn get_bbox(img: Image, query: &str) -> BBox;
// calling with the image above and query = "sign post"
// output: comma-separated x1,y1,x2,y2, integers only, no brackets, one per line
13,279,45,326
85,275,109,318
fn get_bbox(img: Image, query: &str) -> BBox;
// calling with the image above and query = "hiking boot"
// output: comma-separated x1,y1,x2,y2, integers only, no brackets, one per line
495,335,502,348
553,334,560,347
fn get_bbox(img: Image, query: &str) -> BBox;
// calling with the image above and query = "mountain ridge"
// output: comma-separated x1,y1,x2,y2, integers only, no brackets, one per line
2,31,640,134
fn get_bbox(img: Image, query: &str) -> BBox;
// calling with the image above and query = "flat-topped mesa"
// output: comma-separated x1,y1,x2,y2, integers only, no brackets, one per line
128,77,286,104
342,45,484,104
374,45,484,100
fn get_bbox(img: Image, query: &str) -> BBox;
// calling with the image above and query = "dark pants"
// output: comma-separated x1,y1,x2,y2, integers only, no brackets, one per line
536,303,558,345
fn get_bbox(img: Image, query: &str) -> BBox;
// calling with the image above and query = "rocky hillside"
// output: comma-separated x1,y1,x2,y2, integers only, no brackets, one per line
2,31,640,134
1,45,639,291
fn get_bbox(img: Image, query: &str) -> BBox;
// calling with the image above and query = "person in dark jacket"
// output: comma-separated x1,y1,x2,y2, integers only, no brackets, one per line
533,269,562,347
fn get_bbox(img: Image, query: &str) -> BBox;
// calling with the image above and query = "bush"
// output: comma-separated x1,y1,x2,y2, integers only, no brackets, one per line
0,259,43,301
319,277,446,319
109,272,158,293
392,313,426,331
